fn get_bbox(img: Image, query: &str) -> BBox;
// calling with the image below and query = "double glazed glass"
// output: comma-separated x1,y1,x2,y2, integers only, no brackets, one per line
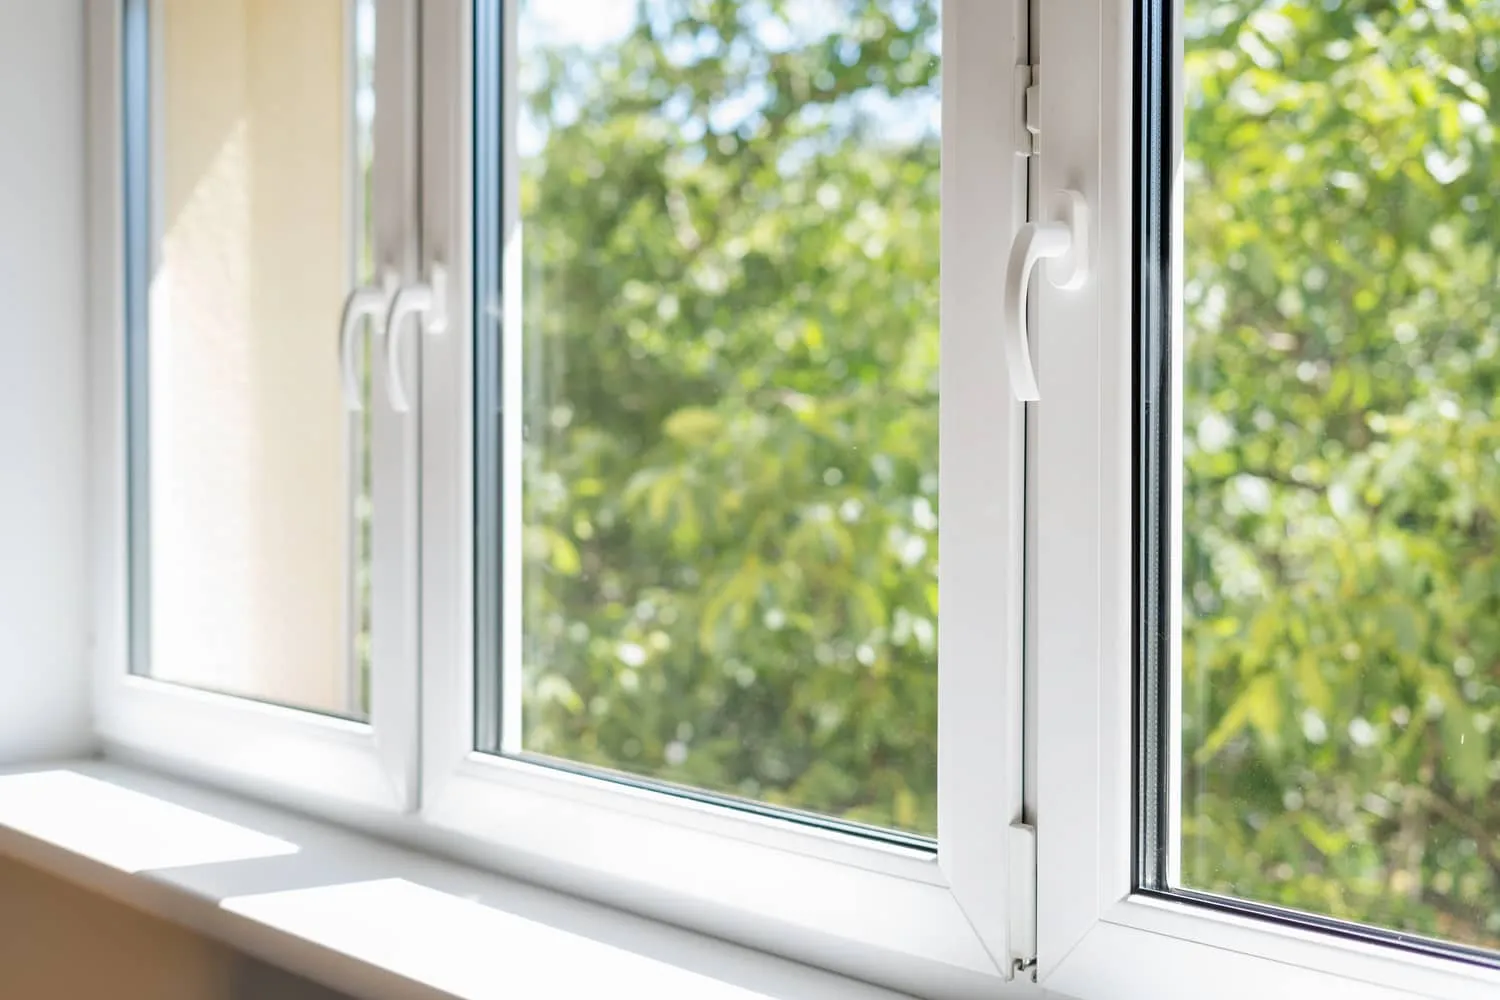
126,0,378,718
1150,0,1500,956
477,0,942,836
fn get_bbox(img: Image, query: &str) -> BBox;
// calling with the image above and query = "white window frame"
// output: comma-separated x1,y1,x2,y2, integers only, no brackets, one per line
85,1,1035,995
78,0,1500,996
85,0,1500,997
415,1,1033,996
1032,2,1500,998
86,0,421,814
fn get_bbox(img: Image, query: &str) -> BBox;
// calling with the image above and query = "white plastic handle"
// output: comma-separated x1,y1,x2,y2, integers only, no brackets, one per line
1001,189,1090,401
337,270,397,411
383,263,449,414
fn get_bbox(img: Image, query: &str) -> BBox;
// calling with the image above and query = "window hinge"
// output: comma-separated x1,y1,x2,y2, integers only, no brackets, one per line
1008,821,1038,981
1015,64,1039,157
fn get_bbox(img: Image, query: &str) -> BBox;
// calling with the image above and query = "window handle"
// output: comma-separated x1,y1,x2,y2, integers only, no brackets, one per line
1001,189,1090,401
382,263,449,414
338,269,398,411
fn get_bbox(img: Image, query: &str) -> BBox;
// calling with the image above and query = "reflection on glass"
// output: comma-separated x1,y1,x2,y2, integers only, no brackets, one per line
143,0,376,718
1179,2,1500,948
512,0,941,834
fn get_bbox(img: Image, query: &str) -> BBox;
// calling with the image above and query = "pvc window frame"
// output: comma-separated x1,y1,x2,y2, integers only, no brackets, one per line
87,0,421,815
88,1,1035,996
79,0,1500,996
1031,3,1500,998
415,2,1033,997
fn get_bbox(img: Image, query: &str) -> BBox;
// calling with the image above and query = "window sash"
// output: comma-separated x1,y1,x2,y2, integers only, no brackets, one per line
91,0,1037,994
1130,0,1500,974
89,0,419,812
1033,1,1500,996
418,0,1032,993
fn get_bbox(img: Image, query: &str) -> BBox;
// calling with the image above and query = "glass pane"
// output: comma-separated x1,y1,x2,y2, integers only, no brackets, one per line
133,0,378,718
1178,1,1500,949
498,0,941,835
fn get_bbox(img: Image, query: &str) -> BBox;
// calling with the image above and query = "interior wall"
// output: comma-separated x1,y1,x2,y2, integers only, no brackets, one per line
0,855,233,1000
0,856,353,1000
0,0,92,762
0,6,356,994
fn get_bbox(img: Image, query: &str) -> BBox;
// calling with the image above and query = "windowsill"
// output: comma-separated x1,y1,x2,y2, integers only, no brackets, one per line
0,759,909,1000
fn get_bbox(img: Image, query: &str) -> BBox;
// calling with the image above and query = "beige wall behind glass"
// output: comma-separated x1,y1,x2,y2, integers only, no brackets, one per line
148,0,354,715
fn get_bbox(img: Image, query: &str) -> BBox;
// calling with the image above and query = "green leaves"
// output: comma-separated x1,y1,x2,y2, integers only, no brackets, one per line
1181,0,1500,947
1196,672,1281,762
514,0,940,834
660,406,724,446
1440,700,1490,800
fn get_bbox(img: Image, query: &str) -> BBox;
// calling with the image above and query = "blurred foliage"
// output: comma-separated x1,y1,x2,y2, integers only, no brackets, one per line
1180,0,1500,949
507,0,1500,942
514,0,941,834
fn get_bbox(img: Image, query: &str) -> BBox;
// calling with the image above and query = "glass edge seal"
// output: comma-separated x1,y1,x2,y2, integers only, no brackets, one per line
472,0,504,752
1129,0,1500,971
1133,0,1173,893
123,0,152,678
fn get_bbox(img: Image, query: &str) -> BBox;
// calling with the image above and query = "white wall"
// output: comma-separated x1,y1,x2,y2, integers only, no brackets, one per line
0,0,91,761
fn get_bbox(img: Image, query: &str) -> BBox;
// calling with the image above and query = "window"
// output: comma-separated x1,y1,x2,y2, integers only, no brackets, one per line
426,1,1028,990
1036,1,1500,998
98,0,1030,994
88,0,1500,997
97,0,418,809
475,0,942,838
128,0,370,714
1164,0,1500,957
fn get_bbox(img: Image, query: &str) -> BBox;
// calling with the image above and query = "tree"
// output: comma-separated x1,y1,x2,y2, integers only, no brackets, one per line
515,0,941,833
508,0,1500,946
1179,0,1500,947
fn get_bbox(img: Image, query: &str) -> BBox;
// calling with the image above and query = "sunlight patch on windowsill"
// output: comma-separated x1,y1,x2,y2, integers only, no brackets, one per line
0,761,899,1000
224,878,782,1000
0,769,298,872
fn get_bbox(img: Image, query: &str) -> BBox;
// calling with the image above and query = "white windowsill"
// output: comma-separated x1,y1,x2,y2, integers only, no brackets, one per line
0,759,911,1000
